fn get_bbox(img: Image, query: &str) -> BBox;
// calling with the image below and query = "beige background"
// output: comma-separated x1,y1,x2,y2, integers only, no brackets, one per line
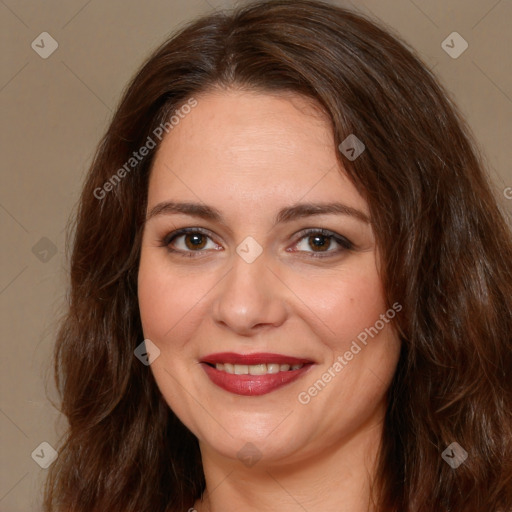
1,0,511,510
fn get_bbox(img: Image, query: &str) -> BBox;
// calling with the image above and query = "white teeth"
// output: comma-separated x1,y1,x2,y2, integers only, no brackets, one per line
234,364,249,375
267,363,280,374
214,363,304,374
248,364,267,375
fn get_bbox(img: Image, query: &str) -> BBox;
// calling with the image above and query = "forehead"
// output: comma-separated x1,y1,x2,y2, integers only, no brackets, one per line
147,90,368,217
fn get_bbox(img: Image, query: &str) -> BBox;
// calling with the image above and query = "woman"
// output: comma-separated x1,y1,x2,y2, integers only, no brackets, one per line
44,1,512,511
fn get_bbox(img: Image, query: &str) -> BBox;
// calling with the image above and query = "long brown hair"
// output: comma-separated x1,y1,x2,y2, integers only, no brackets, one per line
44,1,512,510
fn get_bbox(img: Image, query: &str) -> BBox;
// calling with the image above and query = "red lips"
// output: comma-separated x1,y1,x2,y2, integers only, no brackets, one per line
200,352,315,396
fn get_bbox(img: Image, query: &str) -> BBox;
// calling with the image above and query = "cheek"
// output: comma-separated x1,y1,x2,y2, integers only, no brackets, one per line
288,257,387,351
138,249,245,369
137,252,207,347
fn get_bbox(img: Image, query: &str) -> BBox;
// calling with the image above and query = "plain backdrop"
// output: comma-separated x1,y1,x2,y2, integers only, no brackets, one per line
1,0,511,510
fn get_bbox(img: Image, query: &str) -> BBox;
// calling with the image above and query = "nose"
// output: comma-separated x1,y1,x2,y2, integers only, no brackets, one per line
211,251,288,336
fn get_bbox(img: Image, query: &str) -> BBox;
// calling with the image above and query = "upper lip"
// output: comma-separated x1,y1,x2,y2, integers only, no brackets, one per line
201,352,314,365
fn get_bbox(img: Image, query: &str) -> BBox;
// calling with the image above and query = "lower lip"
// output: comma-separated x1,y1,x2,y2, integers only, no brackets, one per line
201,363,314,396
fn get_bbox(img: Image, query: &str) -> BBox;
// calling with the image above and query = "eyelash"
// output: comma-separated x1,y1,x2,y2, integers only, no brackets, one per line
161,227,354,259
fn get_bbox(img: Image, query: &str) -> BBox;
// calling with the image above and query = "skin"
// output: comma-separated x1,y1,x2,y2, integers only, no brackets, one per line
138,89,401,512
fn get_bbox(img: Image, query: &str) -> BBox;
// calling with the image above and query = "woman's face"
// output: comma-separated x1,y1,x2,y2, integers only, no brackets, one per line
138,90,401,468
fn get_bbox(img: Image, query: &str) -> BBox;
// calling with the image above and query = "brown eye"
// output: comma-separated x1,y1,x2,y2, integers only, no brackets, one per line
164,228,219,256
184,233,207,250
292,229,353,258
308,234,331,252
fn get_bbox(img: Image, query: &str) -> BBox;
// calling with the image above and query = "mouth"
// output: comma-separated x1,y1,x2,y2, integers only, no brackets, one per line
208,362,305,375
200,352,315,396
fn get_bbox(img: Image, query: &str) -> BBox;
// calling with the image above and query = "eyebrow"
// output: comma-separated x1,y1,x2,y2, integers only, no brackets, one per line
146,201,371,225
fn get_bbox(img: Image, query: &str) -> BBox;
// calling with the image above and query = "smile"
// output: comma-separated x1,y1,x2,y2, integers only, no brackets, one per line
200,352,314,396
212,363,304,374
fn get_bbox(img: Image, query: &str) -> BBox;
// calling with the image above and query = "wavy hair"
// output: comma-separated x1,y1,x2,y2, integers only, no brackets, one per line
44,1,512,510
